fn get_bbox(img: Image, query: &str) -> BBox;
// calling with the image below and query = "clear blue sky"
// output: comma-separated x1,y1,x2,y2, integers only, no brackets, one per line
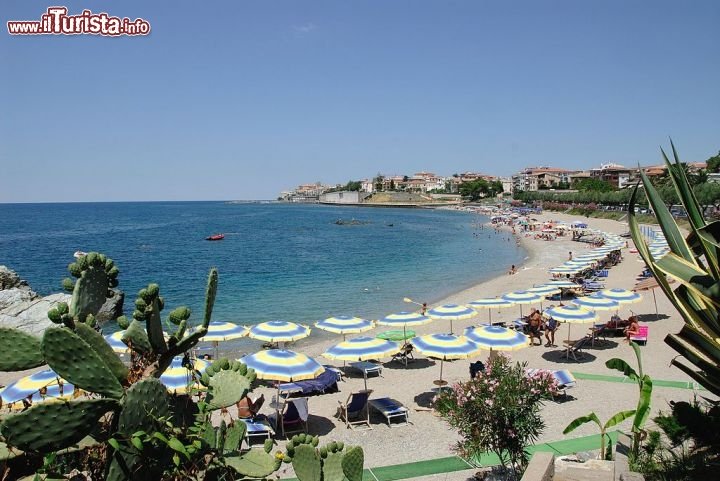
2,0,718,202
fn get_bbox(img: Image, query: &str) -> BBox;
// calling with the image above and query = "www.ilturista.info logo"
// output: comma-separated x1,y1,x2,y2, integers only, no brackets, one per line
7,7,150,36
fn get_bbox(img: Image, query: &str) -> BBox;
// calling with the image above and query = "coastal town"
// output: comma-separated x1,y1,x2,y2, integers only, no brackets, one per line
280,158,717,204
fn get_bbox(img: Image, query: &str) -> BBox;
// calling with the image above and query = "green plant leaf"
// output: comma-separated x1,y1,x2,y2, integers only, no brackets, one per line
638,168,695,263
633,375,653,431
630,341,644,379
563,412,601,435
605,358,638,381
604,410,636,430
168,437,190,460
669,358,720,396
655,253,720,307
665,333,720,382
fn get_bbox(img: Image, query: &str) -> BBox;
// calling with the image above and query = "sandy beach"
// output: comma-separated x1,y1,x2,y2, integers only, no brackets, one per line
0,211,703,480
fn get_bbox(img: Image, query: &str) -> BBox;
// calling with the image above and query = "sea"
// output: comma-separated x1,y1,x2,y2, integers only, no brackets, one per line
0,202,525,336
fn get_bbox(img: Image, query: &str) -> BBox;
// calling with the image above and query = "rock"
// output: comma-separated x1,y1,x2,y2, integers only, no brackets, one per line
619,473,645,481
0,288,39,312
0,293,71,336
0,266,31,291
96,288,124,322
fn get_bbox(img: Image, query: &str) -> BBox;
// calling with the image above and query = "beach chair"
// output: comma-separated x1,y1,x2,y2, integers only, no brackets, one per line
273,398,308,437
630,325,649,345
337,390,373,429
368,397,409,427
562,336,590,361
391,343,414,365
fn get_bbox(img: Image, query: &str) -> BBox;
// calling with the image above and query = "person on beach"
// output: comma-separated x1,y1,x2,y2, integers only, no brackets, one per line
528,309,543,346
544,311,558,347
568,251,573,261
236,393,265,419
421,302,428,315
508,264,517,275
624,316,640,341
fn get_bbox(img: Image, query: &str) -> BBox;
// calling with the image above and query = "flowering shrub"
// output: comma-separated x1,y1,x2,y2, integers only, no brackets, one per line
435,354,558,478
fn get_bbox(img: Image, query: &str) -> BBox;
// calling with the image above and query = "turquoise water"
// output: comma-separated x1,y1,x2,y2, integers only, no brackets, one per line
0,202,524,331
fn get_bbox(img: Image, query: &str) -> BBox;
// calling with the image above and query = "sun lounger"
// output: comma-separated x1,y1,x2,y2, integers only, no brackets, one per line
629,325,649,345
562,336,590,361
391,343,414,365
270,398,308,437
349,361,382,388
238,418,274,448
525,368,577,399
369,397,409,427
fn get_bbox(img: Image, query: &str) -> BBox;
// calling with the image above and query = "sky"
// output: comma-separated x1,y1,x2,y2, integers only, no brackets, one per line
1,0,718,202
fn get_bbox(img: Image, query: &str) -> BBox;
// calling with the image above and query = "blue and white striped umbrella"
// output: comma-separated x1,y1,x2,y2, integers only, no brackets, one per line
543,305,598,324
377,311,433,338
240,349,324,382
528,285,561,296
427,304,476,334
599,288,642,305
549,266,582,274
199,321,248,342
315,316,374,339
411,333,483,384
467,299,513,324
104,331,130,354
573,254,605,261
0,369,77,410
159,356,209,395
248,321,311,343
322,336,401,362
502,290,543,318
464,325,530,352
572,294,620,311
547,280,580,288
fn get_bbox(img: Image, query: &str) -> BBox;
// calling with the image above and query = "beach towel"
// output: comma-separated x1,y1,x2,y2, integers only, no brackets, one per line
292,398,309,422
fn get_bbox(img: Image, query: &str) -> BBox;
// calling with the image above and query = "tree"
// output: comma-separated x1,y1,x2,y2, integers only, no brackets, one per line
576,178,615,192
389,179,396,191
706,151,720,173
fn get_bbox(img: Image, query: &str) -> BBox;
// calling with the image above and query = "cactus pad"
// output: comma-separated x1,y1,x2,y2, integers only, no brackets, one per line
223,421,246,454
74,322,128,382
323,450,346,481
0,399,118,452
41,327,124,399
225,448,280,479
292,444,322,481
0,328,44,371
342,446,365,481
202,362,254,410
121,319,151,354
68,252,118,323
117,378,170,436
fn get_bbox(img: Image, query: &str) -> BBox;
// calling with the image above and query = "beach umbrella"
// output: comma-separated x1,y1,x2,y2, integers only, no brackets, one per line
564,260,593,268
527,285,561,310
315,316,374,340
573,254,604,262
543,305,599,359
196,321,248,358
549,266,581,275
463,325,530,353
377,311,432,340
547,280,580,289
502,291,543,319
323,336,400,389
104,331,130,354
426,304,477,334
248,321,311,345
598,288,642,305
467,298,513,325
634,276,675,319
241,349,324,383
376,330,416,342
160,356,209,395
411,334,483,385
0,369,77,410
572,294,620,311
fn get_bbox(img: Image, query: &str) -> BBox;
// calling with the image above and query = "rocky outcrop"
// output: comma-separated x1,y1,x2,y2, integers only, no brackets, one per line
0,266,124,335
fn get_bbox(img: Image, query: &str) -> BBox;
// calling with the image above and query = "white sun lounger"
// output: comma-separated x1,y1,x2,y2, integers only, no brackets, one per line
369,397,409,427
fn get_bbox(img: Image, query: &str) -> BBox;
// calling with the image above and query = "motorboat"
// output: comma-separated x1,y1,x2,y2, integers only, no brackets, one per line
205,234,224,241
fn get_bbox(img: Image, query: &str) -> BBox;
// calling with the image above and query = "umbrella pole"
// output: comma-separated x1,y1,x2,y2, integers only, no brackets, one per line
653,289,659,320
213,341,219,360
439,360,444,384
450,319,454,335
565,324,571,359
403,325,408,368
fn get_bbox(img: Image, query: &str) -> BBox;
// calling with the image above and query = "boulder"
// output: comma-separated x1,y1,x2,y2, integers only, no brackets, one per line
96,288,124,322
0,266,31,291
0,293,71,336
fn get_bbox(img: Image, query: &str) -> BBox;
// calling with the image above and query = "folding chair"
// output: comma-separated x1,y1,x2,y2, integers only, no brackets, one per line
337,390,373,429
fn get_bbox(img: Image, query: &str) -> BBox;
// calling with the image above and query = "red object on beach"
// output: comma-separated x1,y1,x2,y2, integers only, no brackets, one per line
205,234,224,241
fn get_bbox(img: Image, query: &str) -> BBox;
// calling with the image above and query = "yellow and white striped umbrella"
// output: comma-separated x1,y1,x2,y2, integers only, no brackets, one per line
0,369,78,410
315,316,374,338
572,294,620,311
322,336,401,362
426,304,477,334
464,325,530,352
248,321,311,343
240,349,324,382
467,298,513,324
199,321,248,342
159,356,209,395
502,290,543,318
411,333,483,384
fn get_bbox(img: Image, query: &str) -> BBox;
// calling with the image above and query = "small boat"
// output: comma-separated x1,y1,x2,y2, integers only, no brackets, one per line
205,234,225,241
73,251,87,258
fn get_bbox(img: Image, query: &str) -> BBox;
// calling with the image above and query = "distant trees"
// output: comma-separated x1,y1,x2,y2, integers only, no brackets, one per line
706,151,720,173
576,178,614,192
459,179,504,201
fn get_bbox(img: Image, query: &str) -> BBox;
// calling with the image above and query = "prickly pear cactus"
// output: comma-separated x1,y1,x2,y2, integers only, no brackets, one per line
222,421,246,454
225,438,281,478
121,318,152,354
117,378,170,435
0,328,44,371
342,446,365,481
40,327,124,399
283,433,320,463
292,444,322,481
133,283,168,355
0,398,119,452
74,322,128,382
64,252,119,324
199,359,256,410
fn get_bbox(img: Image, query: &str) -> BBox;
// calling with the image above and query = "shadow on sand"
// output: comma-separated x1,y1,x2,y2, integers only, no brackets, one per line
383,358,437,370
541,350,597,364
